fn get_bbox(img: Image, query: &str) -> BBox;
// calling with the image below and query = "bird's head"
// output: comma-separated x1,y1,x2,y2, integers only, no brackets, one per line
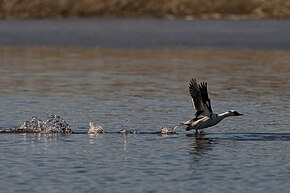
228,110,243,116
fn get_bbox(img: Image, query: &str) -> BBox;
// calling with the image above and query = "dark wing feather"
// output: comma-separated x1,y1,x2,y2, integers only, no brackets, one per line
198,82,213,113
189,78,203,115
189,78,213,117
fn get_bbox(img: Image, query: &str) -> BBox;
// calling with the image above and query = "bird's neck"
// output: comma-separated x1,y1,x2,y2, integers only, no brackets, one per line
217,112,232,121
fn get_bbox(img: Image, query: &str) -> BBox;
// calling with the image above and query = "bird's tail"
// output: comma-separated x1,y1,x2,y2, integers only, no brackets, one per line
180,119,192,126
179,120,194,131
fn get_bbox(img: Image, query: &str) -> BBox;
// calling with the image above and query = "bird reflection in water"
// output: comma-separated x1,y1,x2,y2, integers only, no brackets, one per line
187,132,214,162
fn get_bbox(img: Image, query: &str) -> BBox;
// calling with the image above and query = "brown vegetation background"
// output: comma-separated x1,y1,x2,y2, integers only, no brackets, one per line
0,0,290,19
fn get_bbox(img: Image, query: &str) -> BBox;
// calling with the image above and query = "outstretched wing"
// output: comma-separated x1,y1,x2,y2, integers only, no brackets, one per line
198,82,213,114
189,78,213,117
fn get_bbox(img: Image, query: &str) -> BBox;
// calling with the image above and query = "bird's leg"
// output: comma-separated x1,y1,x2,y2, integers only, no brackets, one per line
199,130,205,134
195,129,205,137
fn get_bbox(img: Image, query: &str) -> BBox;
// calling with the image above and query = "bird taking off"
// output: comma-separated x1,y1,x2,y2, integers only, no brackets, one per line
181,78,243,132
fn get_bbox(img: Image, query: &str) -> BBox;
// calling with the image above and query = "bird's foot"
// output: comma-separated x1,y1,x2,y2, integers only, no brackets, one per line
194,130,205,136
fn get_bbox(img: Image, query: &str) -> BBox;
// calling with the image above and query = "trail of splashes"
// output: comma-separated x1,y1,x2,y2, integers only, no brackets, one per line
11,114,71,134
0,116,180,135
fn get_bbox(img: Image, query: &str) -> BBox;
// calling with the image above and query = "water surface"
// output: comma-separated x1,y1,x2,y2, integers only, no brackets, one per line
0,48,290,192
1,19,290,50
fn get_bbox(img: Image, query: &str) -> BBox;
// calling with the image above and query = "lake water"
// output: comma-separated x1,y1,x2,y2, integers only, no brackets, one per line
0,47,290,193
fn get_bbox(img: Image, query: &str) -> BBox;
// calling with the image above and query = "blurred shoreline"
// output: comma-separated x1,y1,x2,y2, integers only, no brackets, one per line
0,0,290,19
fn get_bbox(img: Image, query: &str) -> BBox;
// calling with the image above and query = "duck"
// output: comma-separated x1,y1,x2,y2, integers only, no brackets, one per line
181,78,243,132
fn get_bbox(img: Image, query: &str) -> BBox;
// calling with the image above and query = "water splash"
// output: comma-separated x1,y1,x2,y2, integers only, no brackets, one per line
160,126,178,134
16,116,49,133
10,114,71,134
45,114,71,133
87,122,104,134
119,120,138,134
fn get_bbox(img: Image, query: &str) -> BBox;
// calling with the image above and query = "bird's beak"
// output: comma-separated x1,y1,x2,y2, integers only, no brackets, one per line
237,113,243,116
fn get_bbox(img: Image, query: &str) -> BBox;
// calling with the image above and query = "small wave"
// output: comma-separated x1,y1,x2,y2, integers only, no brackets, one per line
202,132,290,142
